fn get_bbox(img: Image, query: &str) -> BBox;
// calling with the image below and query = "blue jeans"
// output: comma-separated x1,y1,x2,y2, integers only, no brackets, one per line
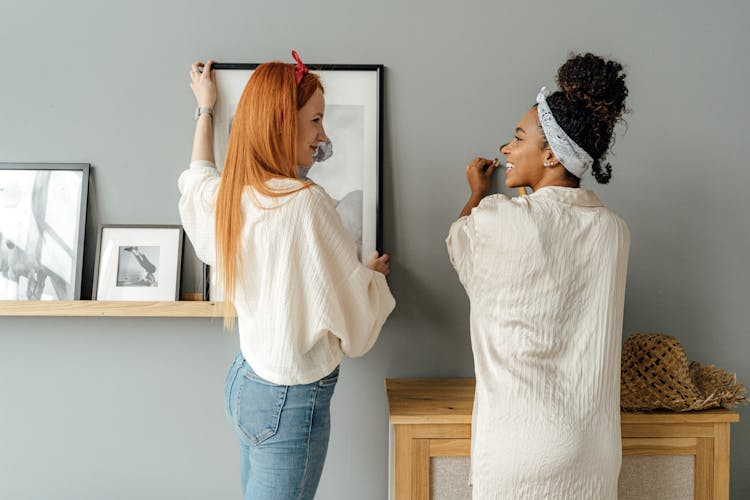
224,353,339,500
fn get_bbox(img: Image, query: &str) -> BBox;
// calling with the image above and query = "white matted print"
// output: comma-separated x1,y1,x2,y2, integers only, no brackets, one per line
93,225,183,301
0,163,89,300
212,64,383,261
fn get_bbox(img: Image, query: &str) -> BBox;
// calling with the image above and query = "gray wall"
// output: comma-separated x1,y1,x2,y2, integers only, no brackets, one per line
2,0,748,498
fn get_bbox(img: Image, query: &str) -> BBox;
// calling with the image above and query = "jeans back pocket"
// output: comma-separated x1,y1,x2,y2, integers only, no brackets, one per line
235,369,288,445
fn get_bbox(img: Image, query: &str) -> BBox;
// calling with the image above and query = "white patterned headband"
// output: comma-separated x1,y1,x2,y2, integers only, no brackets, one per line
536,87,593,179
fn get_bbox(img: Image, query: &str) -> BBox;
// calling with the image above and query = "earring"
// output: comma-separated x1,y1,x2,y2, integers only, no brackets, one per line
544,161,552,167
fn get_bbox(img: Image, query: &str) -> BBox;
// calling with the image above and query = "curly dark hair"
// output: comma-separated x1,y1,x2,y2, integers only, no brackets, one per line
539,53,628,184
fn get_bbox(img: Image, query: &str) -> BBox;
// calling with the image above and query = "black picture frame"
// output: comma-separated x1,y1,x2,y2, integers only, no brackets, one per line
211,62,384,260
0,162,89,300
201,262,209,301
201,264,221,302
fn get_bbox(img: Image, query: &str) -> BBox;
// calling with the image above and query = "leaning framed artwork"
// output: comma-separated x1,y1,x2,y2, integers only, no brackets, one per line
92,225,183,301
212,62,384,262
0,162,89,300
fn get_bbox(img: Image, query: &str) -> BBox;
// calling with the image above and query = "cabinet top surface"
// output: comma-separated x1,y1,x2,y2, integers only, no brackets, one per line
385,378,740,425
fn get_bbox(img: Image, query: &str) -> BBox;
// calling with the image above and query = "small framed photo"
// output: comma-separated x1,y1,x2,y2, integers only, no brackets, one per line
93,225,183,301
212,62,383,261
0,162,89,300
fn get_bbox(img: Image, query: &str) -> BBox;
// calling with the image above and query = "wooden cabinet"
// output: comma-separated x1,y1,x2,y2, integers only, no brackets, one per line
386,378,739,500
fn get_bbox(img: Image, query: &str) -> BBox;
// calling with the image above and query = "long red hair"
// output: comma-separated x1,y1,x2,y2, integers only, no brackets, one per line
216,62,323,325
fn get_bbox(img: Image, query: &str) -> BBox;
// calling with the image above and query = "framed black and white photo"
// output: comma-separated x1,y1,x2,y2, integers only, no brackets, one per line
93,225,183,301
212,62,384,261
0,163,89,300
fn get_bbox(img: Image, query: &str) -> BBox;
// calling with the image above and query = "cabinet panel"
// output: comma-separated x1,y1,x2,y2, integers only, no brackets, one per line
387,379,739,500
619,455,694,500
426,454,698,500
431,457,471,500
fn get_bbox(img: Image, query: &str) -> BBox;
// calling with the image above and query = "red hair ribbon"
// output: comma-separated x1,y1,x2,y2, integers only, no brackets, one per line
292,50,308,85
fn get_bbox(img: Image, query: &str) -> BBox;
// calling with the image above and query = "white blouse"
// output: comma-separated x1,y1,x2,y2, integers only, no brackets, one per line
178,161,395,385
447,186,630,499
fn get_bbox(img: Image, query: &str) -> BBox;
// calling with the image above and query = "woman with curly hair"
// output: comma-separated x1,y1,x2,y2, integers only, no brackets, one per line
447,53,630,499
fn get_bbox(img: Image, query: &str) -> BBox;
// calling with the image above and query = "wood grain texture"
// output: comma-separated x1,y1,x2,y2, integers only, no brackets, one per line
394,425,414,500
412,439,430,500
695,437,714,499
621,437,697,456
0,300,234,317
430,439,471,457
386,378,740,426
386,378,475,425
713,423,731,500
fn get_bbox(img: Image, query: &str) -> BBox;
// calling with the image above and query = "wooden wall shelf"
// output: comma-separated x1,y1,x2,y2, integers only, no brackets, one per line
0,300,236,318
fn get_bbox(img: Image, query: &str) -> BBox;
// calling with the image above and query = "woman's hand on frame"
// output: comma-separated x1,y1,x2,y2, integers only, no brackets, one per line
367,252,390,277
190,60,217,109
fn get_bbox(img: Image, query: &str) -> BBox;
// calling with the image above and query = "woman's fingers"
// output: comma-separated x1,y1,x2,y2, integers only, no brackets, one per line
367,251,391,276
378,253,391,275
485,159,498,176
190,62,203,90
189,59,217,108
465,157,495,197
467,157,493,174
467,157,497,177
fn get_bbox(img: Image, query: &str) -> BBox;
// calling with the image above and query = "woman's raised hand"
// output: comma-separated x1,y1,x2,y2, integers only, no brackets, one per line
367,251,391,276
190,60,217,109
465,157,497,198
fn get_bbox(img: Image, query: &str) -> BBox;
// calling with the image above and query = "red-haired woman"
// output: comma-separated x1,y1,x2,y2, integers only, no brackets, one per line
179,55,395,500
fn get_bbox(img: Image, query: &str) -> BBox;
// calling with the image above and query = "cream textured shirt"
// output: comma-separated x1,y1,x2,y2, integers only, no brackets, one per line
179,161,395,385
447,186,630,499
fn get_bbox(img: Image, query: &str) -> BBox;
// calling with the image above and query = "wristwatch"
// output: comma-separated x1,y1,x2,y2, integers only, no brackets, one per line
194,107,214,120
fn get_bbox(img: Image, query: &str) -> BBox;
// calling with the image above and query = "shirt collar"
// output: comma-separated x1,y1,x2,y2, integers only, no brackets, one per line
529,186,603,207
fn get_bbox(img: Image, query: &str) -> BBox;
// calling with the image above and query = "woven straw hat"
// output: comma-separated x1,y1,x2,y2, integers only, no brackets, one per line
621,333,748,412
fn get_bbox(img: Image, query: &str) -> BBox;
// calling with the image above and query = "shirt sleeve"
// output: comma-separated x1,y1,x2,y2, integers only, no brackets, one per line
177,160,220,266
446,215,476,291
446,194,509,292
300,186,396,358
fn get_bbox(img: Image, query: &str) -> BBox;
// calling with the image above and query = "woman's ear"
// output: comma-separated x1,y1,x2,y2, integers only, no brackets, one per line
543,149,560,168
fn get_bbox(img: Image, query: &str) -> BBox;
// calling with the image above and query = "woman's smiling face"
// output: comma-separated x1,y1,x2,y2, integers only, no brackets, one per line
500,107,550,189
296,88,327,167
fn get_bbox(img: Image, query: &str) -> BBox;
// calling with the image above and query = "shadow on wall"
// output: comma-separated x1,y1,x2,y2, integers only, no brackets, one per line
384,260,474,377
